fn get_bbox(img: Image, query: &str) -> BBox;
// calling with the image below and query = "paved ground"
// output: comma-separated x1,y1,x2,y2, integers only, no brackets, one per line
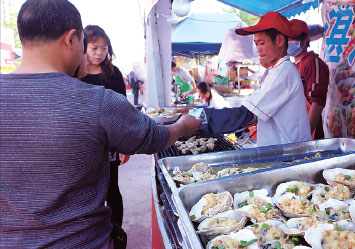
119,154,152,249
119,91,152,249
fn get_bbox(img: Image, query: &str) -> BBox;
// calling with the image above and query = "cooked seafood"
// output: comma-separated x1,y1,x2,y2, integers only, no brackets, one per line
189,191,233,223
317,198,351,221
233,189,271,209
311,183,352,205
283,216,327,235
147,107,174,117
237,204,280,223
273,193,314,218
245,219,287,245
323,168,355,188
275,181,314,198
172,163,216,184
175,136,218,155
206,229,259,249
304,223,355,249
197,210,247,238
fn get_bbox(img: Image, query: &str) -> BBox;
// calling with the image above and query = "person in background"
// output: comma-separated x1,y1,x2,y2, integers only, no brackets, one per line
81,24,130,247
197,81,231,109
289,19,329,139
128,70,140,105
171,61,197,104
176,12,311,147
0,1,202,248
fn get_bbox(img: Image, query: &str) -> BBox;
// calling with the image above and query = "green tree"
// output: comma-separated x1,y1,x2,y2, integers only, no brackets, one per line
226,8,259,26
3,12,21,49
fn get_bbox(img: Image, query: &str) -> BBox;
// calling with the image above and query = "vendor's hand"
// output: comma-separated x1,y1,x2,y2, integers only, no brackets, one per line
173,107,193,115
175,115,203,136
119,154,130,165
181,91,190,98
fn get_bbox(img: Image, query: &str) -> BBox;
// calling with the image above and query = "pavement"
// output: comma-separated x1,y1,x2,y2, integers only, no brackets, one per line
119,91,152,249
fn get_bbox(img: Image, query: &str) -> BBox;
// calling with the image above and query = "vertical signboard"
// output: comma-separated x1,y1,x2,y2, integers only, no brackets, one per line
322,3,355,138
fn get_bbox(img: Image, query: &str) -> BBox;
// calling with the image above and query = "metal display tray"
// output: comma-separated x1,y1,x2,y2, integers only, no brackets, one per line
158,138,355,193
172,153,355,249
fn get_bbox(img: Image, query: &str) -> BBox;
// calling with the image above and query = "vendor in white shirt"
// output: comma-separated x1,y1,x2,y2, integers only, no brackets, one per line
179,12,311,147
197,82,231,109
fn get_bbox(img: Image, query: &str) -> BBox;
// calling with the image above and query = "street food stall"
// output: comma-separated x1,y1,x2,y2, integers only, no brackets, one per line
147,0,355,248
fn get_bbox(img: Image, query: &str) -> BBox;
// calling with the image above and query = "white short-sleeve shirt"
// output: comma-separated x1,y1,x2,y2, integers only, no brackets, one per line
172,67,194,83
242,56,311,146
200,89,231,109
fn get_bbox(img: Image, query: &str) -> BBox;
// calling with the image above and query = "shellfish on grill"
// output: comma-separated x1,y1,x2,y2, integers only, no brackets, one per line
316,198,351,221
275,181,315,198
233,189,271,209
304,223,355,249
197,210,247,238
282,216,327,236
189,191,233,223
323,168,355,188
311,183,353,205
272,193,314,218
206,229,259,249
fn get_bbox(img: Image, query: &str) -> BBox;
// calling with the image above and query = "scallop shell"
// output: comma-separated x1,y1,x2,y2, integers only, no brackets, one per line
236,204,281,223
317,198,350,221
350,199,355,223
336,220,355,231
197,210,247,238
187,162,212,174
216,168,241,178
304,223,334,249
311,183,353,205
283,216,327,235
272,193,311,218
275,181,315,198
206,229,259,249
245,219,287,242
189,191,233,223
293,247,312,249
234,189,271,209
323,168,355,188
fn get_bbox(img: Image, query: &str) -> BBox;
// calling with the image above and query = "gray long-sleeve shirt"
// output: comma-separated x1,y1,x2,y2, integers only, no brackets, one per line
0,73,169,248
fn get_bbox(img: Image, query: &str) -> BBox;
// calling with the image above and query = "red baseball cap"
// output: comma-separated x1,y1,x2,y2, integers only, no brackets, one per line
235,12,295,37
290,19,309,37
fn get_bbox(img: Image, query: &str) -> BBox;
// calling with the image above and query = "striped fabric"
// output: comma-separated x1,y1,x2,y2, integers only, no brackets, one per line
0,73,169,248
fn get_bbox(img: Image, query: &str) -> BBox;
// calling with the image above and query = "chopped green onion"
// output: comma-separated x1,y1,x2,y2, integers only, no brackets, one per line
249,191,254,197
292,196,296,200
308,209,313,216
342,211,350,214
274,236,280,240
239,201,248,208
302,201,308,205
267,203,273,210
251,224,259,228
286,188,292,192
202,228,209,230
216,218,219,224
260,207,268,214
262,223,270,229
219,246,225,249
345,175,351,180
188,174,193,177
313,205,317,211
325,186,330,191
325,209,331,215
190,215,196,220
276,241,282,249
290,237,299,245
239,239,257,248
212,246,218,249
328,220,333,224
291,185,298,193
320,194,325,198
336,223,344,231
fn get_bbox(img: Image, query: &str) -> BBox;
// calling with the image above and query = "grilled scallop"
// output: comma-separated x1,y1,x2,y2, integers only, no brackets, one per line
317,198,351,221
311,183,352,205
323,168,355,188
282,216,327,236
304,223,355,249
206,229,259,249
197,210,247,238
189,191,233,223
275,181,315,198
233,189,271,209
272,193,314,218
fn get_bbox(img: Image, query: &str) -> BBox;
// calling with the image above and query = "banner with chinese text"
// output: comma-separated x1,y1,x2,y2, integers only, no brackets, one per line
322,3,355,138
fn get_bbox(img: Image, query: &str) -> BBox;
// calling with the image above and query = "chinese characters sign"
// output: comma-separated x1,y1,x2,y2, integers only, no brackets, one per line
322,3,355,138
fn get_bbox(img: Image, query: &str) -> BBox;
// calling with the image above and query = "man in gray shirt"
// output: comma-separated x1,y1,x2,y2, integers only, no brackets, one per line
0,0,201,248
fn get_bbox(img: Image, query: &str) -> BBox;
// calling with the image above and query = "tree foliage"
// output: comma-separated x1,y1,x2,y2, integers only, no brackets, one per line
227,8,259,26
2,12,21,49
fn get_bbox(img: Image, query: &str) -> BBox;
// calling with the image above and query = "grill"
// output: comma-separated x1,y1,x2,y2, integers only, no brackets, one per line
157,131,236,159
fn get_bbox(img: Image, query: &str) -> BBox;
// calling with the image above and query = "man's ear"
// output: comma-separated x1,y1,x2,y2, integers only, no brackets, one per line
63,29,78,50
276,34,286,48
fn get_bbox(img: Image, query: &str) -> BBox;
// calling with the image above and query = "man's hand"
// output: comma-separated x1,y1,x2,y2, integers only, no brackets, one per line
164,115,202,148
173,107,193,115
181,91,190,98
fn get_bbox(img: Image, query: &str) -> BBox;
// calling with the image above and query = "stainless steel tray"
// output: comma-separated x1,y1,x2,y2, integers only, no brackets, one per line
158,138,355,193
171,153,355,249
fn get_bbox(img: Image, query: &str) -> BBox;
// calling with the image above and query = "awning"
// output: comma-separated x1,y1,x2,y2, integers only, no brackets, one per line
217,0,320,18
